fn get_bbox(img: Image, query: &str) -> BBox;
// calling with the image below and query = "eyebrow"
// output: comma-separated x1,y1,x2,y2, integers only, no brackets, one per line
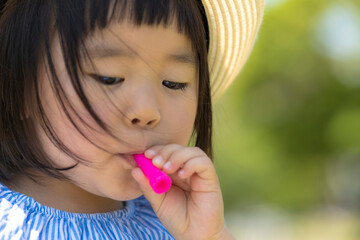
86,45,197,68
167,52,197,68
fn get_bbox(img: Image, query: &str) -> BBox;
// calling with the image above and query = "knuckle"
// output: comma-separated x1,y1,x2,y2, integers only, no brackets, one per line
147,145,163,153
192,146,204,154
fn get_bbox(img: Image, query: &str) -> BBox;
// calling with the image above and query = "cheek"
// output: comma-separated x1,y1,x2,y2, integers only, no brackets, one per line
37,82,107,167
165,96,197,144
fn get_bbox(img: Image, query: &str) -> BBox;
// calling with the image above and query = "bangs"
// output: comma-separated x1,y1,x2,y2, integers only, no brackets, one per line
56,0,204,42
89,0,192,33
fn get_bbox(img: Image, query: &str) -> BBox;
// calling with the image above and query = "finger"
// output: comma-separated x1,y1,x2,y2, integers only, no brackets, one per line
177,155,216,180
144,145,164,158
177,156,220,192
148,144,183,169
163,147,204,175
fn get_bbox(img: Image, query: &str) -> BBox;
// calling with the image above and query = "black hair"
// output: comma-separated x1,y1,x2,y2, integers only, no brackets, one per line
0,0,212,182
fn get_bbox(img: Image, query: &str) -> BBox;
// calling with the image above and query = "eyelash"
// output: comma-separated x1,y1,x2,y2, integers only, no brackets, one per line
92,75,124,85
91,75,188,91
162,80,188,91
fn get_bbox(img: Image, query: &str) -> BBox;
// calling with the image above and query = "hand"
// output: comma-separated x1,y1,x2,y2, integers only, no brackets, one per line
131,144,235,240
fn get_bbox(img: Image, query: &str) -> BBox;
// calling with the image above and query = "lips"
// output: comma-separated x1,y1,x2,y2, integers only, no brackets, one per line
120,154,139,168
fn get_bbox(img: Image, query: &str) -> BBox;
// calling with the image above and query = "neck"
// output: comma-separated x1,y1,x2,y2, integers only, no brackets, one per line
8,172,124,214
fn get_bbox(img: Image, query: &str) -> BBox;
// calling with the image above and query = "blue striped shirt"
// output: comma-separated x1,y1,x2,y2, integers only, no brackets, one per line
0,182,174,239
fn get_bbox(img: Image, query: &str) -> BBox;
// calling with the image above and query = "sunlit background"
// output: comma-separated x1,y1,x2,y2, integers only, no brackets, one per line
213,0,360,239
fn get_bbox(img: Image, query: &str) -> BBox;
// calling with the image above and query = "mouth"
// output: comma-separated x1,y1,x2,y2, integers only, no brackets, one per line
119,152,143,168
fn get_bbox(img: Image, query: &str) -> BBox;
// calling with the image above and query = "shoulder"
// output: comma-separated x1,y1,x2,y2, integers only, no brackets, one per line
0,182,31,239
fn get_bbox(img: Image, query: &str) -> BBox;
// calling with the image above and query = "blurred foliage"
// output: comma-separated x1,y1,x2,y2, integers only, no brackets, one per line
213,0,360,212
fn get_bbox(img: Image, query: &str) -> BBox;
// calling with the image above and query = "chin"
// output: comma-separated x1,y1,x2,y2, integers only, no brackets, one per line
105,183,144,201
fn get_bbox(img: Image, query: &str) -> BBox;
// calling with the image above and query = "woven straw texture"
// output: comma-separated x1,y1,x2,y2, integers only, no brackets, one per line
202,0,265,100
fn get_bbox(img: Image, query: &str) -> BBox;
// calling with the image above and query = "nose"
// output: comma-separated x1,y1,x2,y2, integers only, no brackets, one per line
129,113,160,128
124,90,161,129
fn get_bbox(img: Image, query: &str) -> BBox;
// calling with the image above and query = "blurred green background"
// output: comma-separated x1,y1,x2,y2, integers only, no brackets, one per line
213,0,360,239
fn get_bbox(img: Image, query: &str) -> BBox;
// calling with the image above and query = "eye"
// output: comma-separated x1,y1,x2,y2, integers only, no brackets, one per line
162,80,188,91
91,75,124,85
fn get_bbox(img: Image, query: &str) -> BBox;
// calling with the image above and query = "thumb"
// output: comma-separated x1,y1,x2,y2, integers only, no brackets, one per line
131,168,165,212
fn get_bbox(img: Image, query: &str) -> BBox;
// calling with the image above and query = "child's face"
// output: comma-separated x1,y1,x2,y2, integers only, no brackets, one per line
36,21,198,201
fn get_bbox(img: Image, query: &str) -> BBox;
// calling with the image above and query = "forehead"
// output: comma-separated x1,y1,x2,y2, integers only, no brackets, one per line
82,21,197,69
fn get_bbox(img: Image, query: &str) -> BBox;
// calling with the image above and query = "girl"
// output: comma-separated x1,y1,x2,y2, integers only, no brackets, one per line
0,0,264,239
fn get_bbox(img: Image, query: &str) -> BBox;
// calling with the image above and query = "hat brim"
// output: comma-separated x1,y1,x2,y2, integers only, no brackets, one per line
201,0,265,100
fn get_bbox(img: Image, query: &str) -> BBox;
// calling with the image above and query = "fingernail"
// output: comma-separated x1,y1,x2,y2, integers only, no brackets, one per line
179,169,185,177
145,149,156,158
163,162,171,170
153,156,163,166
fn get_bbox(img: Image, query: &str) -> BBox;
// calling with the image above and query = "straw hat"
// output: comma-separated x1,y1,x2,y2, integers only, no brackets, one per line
201,0,265,100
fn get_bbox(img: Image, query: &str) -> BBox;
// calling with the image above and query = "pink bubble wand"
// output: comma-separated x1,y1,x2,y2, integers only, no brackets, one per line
133,154,172,194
